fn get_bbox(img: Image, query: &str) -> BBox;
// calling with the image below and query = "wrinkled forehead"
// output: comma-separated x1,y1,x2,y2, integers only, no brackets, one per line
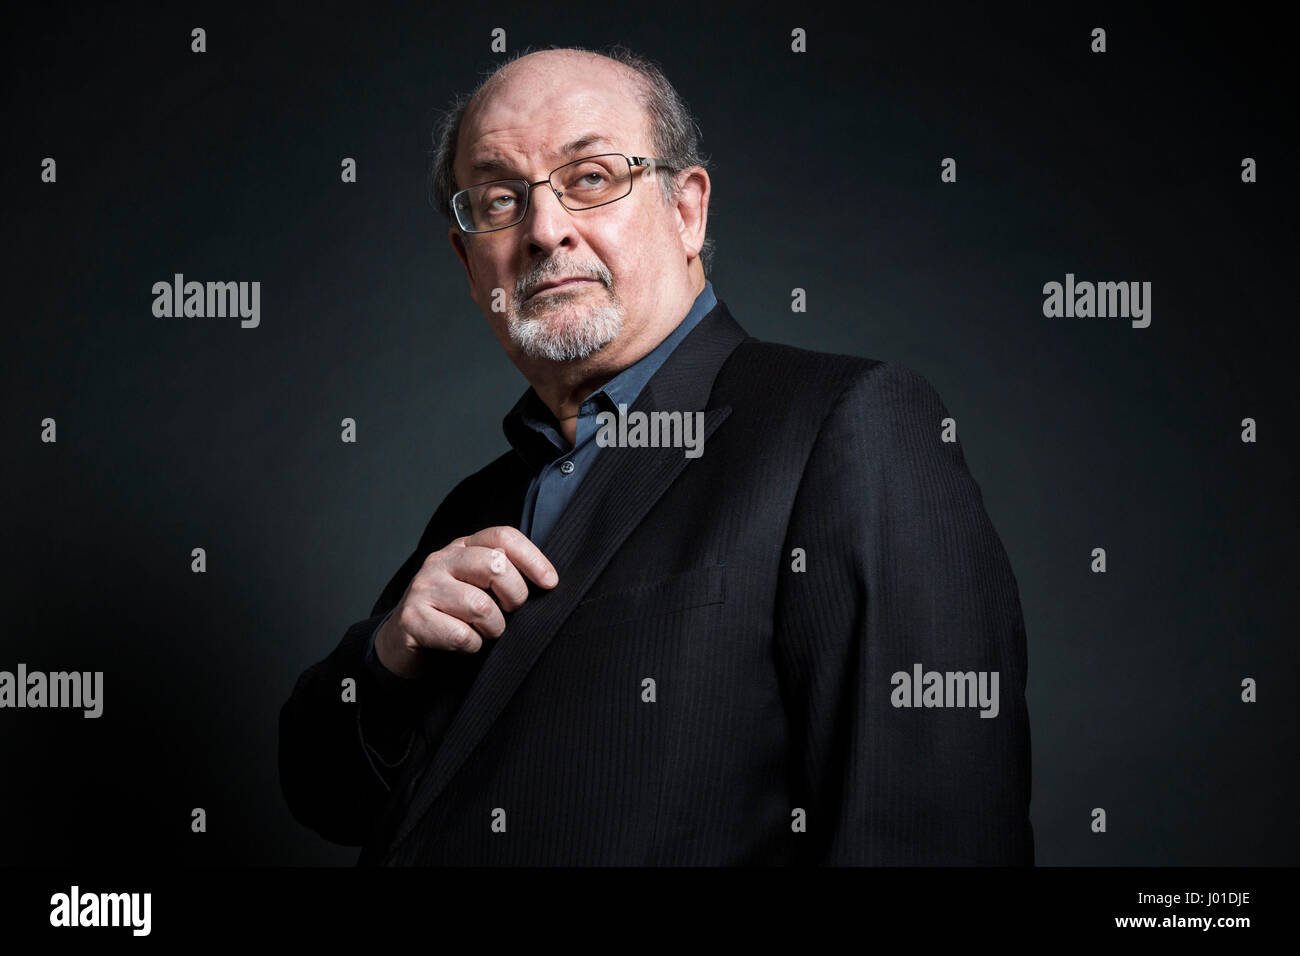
456,66,650,183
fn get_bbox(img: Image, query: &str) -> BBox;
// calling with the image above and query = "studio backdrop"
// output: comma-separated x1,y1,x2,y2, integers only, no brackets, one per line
1,0,1294,866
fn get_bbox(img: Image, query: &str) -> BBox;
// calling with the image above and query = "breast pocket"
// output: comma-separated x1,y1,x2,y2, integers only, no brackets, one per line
561,565,727,635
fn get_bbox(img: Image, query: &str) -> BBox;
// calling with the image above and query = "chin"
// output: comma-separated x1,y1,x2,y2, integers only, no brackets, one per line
509,302,624,363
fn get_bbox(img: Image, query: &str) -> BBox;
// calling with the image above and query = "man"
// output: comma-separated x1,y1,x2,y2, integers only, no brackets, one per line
279,44,1034,865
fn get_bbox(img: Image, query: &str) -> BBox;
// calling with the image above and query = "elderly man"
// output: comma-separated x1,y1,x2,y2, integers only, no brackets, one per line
279,45,1034,866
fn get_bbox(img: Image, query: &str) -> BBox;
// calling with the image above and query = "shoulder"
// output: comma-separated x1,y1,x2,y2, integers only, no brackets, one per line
723,337,883,391
719,337,950,430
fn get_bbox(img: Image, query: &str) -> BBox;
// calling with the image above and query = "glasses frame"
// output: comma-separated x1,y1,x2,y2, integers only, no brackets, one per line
451,153,671,235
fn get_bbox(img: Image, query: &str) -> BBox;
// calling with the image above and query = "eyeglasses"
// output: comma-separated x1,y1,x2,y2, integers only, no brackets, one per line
451,153,670,234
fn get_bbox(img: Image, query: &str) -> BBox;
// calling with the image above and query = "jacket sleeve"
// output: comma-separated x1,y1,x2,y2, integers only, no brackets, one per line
773,361,1034,865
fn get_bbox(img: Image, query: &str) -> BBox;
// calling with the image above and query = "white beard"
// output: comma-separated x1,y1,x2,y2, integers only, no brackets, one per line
507,284,624,361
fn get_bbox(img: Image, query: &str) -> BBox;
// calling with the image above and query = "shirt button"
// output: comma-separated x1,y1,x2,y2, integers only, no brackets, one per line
560,460,575,475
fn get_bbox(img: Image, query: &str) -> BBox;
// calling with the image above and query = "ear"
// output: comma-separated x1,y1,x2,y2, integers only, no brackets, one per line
672,166,710,262
449,227,480,306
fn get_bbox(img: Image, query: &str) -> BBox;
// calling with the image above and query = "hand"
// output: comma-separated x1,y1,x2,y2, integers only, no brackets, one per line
374,526,558,678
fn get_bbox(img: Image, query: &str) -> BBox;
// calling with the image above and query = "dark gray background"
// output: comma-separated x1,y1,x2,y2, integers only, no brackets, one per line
2,0,1294,865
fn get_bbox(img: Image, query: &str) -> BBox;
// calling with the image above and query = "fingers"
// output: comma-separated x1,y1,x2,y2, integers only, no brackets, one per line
398,601,483,654
463,526,558,589
394,526,558,658
444,546,531,612
421,571,507,637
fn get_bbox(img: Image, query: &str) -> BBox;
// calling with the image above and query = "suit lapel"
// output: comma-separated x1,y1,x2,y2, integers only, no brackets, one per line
383,300,750,859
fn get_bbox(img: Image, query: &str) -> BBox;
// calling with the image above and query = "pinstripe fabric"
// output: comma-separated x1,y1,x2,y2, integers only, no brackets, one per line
278,300,1034,865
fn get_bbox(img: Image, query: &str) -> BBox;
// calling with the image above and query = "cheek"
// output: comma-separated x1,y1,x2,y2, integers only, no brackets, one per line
635,197,678,255
599,203,667,279
470,250,514,299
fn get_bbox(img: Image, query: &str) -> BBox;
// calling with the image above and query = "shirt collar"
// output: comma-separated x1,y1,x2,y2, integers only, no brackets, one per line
503,280,718,468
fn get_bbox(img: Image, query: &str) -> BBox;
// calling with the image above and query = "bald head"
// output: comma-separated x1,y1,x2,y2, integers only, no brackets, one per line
430,44,714,269
463,49,650,142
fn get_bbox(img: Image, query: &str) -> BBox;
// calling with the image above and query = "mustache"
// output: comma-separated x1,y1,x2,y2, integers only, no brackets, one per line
518,262,611,297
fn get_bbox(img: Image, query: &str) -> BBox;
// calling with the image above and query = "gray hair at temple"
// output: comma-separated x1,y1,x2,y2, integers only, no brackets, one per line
428,44,716,275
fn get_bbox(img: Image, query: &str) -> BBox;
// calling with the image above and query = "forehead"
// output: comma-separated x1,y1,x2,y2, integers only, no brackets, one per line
457,63,649,181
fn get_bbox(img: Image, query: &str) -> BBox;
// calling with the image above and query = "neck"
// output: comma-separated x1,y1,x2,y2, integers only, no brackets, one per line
522,269,706,446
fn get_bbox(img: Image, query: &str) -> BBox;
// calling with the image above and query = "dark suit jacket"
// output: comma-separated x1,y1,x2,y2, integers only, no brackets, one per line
279,300,1034,865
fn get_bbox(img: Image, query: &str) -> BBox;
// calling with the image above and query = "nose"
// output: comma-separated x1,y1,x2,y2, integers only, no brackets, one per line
519,179,579,254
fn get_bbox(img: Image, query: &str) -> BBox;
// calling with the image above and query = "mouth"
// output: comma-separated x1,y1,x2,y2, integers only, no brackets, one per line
529,277,599,298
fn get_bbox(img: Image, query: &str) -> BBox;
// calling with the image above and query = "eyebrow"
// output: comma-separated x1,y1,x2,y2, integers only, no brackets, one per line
468,133,615,179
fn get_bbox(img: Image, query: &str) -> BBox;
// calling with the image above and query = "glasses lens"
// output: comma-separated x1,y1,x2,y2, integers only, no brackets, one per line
456,180,528,232
552,155,631,209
